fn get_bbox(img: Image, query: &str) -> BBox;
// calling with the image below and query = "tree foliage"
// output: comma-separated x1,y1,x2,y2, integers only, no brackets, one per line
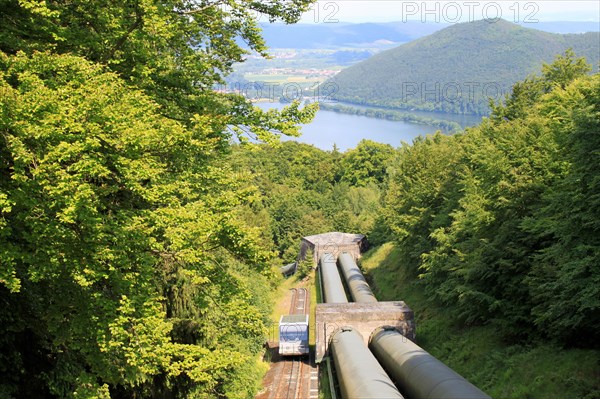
383,52,600,344
0,0,317,138
0,50,278,398
229,141,388,263
340,140,394,187
0,0,319,397
524,68,600,345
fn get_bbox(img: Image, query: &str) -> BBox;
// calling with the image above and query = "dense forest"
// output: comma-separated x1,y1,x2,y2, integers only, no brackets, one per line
327,19,600,115
228,140,393,263
0,0,318,397
382,51,600,345
1,0,599,397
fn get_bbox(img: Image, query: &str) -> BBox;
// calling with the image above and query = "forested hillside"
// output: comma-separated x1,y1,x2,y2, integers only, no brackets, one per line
228,140,394,264
234,51,600,397
360,51,600,398
235,52,600,397
382,51,600,345
327,19,600,115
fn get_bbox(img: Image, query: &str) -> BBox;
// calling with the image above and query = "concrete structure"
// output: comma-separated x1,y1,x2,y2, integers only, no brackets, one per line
299,232,366,265
315,301,415,363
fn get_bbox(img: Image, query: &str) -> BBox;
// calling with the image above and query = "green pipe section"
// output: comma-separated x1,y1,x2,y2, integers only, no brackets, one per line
320,253,348,304
280,262,297,276
331,327,404,399
337,252,377,303
369,327,491,399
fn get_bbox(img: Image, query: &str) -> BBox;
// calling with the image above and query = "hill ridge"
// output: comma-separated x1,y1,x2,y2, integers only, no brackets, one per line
326,19,600,115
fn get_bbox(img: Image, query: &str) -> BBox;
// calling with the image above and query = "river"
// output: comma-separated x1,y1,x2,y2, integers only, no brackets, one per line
255,101,482,151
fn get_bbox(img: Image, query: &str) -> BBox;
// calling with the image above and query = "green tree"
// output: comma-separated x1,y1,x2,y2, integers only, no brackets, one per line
0,0,317,139
541,48,592,90
0,51,274,398
384,133,462,277
524,73,600,344
0,0,322,396
296,247,315,279
383,52,599,343
490,49,592,121
340,139,394,187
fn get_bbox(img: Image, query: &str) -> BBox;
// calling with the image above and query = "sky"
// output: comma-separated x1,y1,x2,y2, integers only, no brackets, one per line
298,1,600,23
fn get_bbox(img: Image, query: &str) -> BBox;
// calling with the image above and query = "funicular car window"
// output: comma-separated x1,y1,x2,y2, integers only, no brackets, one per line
281,325,308,341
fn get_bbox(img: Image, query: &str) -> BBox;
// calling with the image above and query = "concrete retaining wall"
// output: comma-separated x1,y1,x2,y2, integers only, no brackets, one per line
315,301,415,363
299,232,367,265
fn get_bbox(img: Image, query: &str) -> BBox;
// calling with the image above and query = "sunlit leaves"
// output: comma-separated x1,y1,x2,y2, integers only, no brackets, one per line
340,139,394,187
0,51,278,396
1,0,319,395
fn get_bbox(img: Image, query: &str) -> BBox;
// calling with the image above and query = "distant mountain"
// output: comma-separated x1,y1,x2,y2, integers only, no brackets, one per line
325,19,600,115
257,20,599,50
258,22,448,48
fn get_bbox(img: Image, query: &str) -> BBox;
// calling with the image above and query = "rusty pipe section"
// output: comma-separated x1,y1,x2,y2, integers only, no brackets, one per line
337,252,377,303
320,253,348,303
369,327,491,399
330,327,405,399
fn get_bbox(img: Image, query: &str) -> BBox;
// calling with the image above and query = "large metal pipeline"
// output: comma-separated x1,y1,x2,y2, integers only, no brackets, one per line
330,327,405,399
337,252,377,303
320,253,348,303
279,262,297,277
369,327,491,399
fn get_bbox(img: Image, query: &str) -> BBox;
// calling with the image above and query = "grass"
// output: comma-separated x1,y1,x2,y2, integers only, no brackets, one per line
267,275,296,342
360,243,600,399
318,357,338,399
318,364,331,399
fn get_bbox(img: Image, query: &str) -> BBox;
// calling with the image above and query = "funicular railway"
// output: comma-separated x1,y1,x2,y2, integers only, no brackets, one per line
267,288,314,399
259,232,490,399
279,289,309,356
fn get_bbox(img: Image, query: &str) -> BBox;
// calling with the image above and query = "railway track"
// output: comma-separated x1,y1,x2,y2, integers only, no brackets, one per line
289,288,298,314
290,288,308,315
288,356,305,399
266,288,310,399
269,349,307,399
